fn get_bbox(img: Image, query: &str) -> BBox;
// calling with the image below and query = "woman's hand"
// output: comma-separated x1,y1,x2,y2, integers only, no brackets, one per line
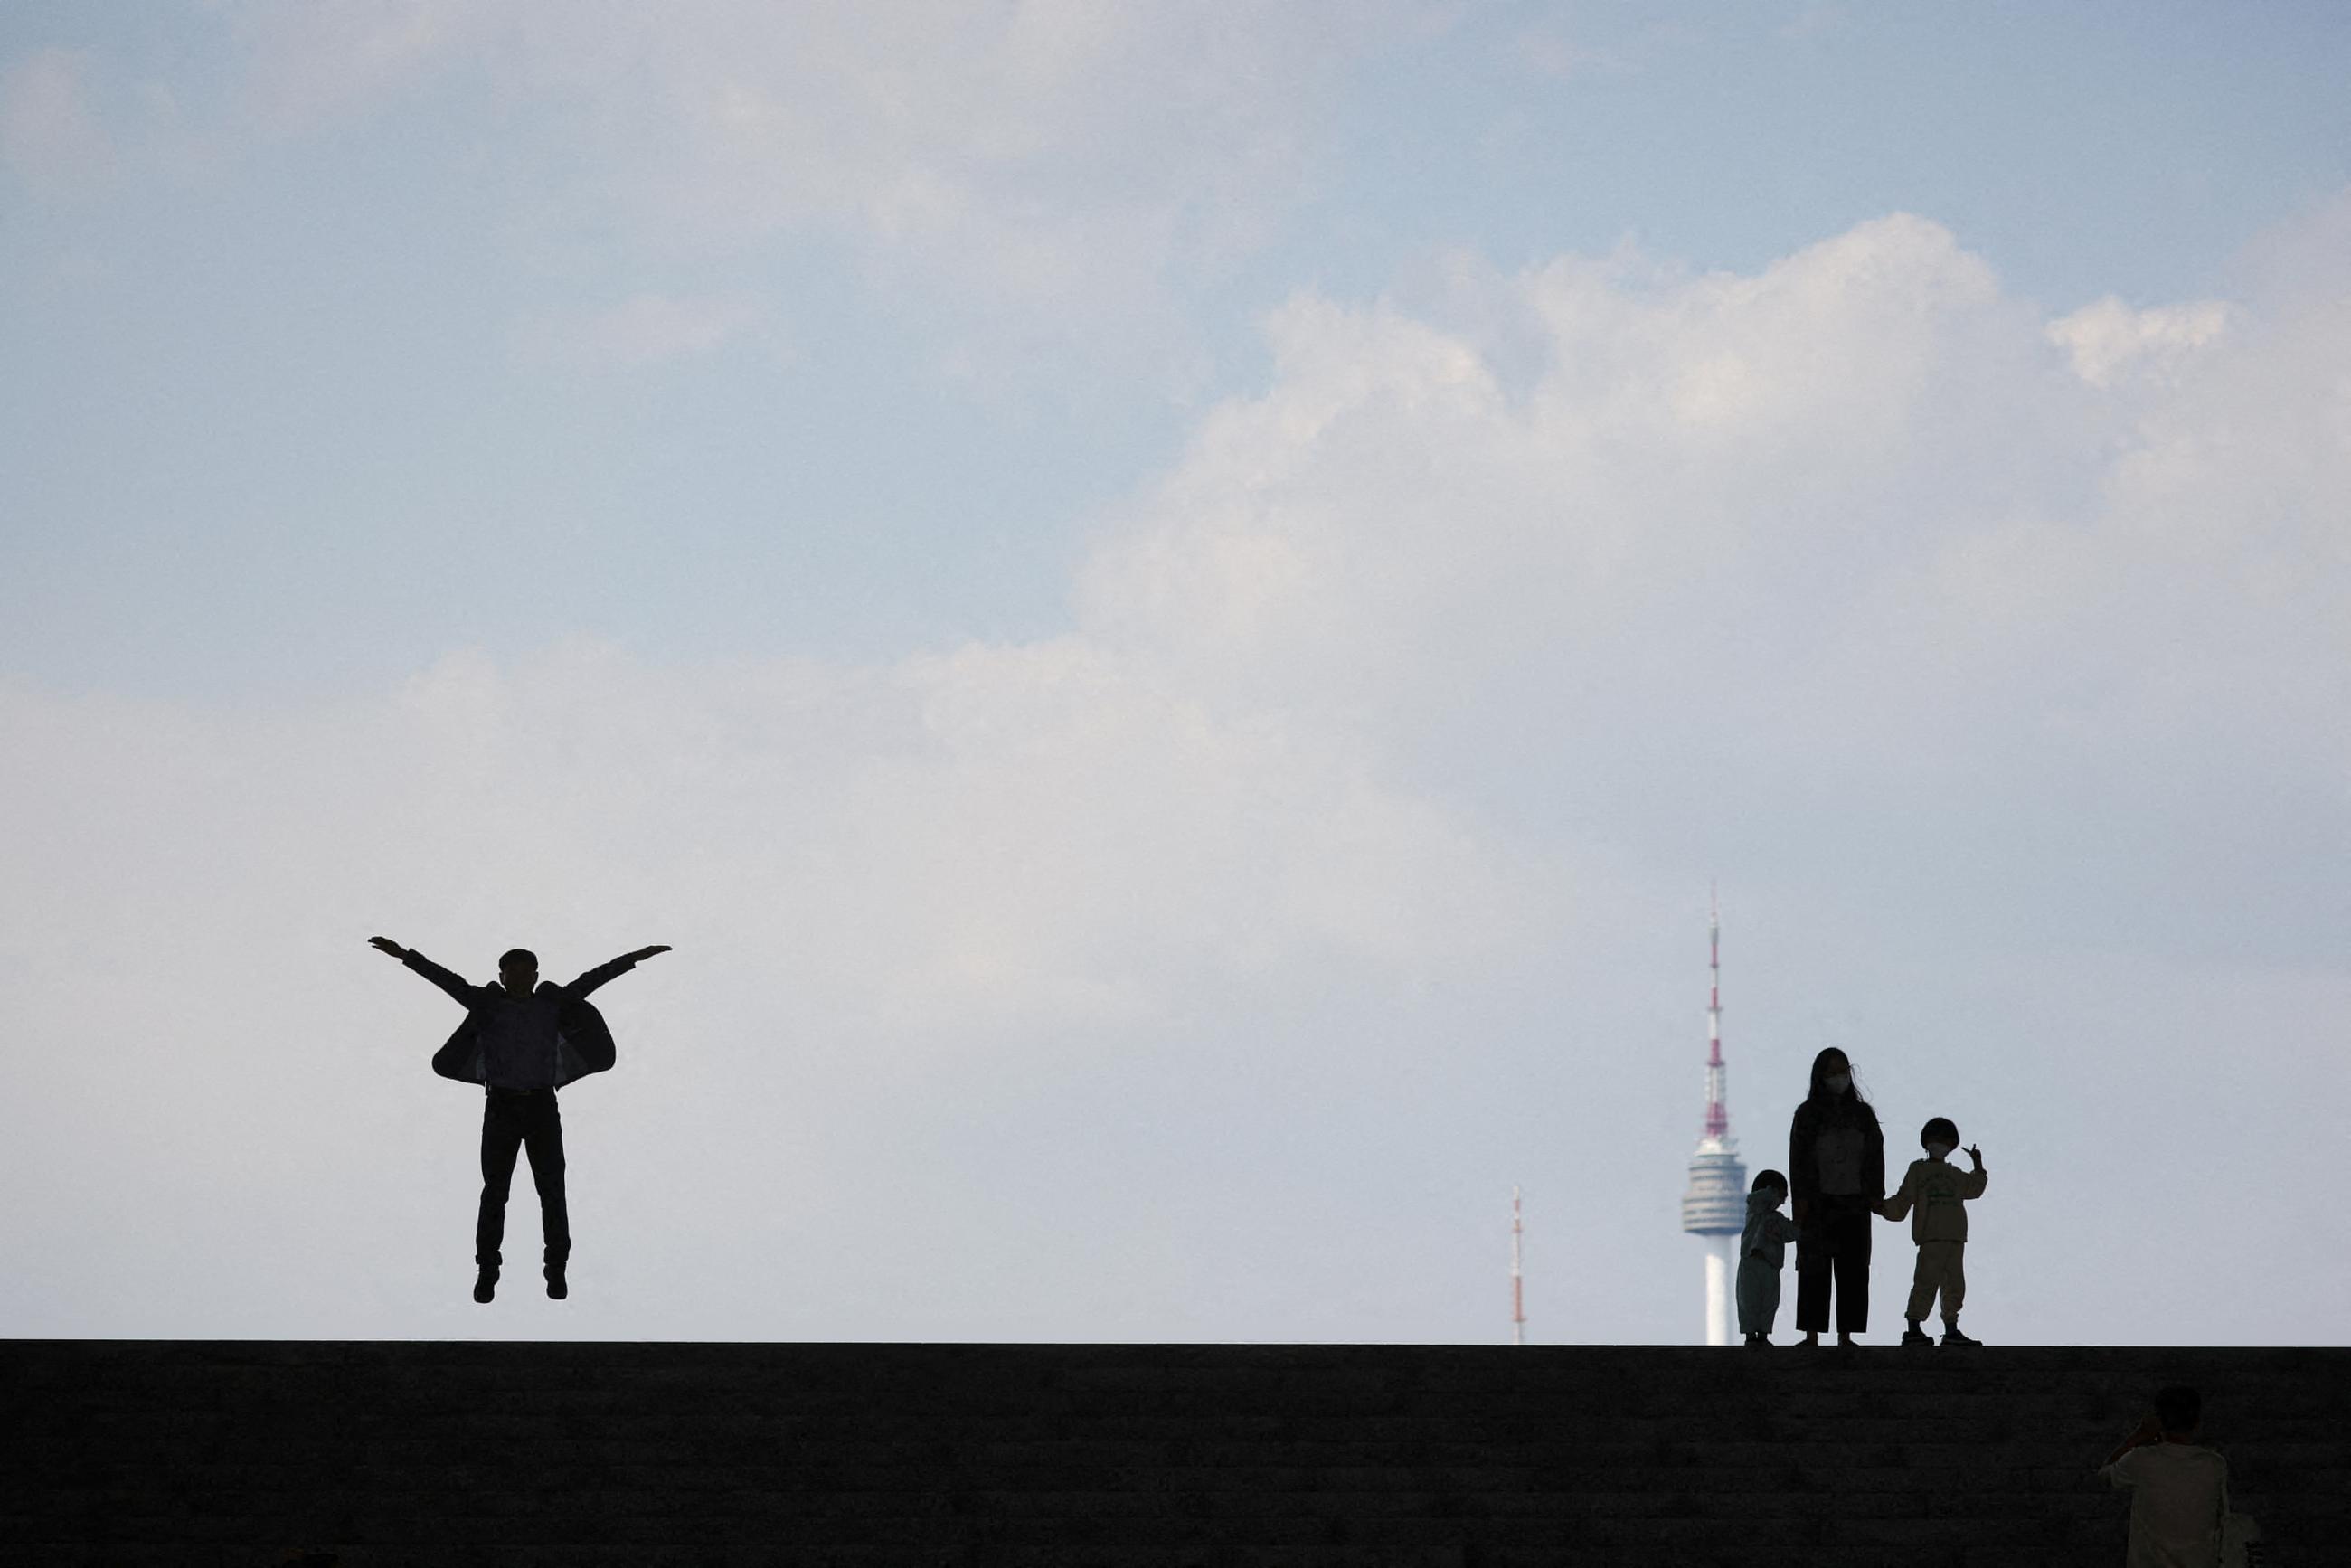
625,945,673,963
368,936,409,960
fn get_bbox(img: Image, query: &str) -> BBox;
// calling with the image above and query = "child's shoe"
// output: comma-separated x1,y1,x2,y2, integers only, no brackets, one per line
1940,1325,1981,1346
1743,1332,1769,1348
1899,1322,1933,1346
472,1266,497,1304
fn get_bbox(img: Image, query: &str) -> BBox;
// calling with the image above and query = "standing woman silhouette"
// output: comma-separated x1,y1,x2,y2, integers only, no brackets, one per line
1788,1046,1885,1346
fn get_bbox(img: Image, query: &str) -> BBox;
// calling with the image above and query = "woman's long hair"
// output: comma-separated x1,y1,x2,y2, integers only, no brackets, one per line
1804,1045,1875,1119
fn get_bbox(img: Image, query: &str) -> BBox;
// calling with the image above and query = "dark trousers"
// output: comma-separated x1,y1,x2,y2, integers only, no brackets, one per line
476,1088,568,1270
1794,1196,1873,1333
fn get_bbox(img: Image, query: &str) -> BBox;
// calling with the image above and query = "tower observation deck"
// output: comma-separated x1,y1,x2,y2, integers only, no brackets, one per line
1679,891,1747,1344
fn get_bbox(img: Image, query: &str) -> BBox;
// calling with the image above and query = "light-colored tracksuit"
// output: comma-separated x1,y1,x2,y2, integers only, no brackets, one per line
1735,1189,1801,1337
1878,1154,1987,1322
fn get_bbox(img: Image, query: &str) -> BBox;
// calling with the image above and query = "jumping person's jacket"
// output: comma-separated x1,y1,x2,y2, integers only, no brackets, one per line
401,949,637,1090
1788,1097,1885,1212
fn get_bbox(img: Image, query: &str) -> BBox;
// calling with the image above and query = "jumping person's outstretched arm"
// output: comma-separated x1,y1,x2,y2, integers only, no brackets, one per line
563,944,672,1000
368,936,479,1006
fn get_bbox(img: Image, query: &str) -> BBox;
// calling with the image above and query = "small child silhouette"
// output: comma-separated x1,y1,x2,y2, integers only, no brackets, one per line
1876,1117,1988,1346
1736,1168,1801,1346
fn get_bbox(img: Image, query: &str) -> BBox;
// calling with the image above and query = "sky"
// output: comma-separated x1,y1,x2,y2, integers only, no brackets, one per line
2,1,2346,1346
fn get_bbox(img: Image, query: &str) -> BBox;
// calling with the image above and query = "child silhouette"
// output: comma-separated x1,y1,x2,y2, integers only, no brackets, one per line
1877,1116,1988,1346
1736,1168,1800,1346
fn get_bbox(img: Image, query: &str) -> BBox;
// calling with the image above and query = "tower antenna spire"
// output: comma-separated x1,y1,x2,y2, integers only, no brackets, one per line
1705,883,1728,1140
1510,1185,1526,1346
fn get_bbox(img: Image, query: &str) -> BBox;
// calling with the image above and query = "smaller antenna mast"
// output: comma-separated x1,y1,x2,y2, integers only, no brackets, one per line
1510,1185,1526,1346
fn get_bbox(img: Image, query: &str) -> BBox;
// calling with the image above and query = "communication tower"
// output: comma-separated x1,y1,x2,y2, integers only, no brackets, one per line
1678,889,1747,1345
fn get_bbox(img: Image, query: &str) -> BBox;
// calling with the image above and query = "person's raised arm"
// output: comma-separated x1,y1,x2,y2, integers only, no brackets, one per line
2102,1412,2161,1471
563,944,672,999
369,937,477,1006
1960,1144,1988,1199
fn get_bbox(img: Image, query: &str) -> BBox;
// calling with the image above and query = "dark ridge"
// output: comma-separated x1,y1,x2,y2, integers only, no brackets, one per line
4,1341,2344,1566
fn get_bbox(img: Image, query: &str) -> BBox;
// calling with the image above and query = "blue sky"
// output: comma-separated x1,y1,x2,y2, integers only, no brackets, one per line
2,2,2346,1345
7,1,2347,697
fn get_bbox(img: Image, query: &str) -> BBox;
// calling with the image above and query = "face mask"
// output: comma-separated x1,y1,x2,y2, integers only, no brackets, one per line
1925,1142,1954,1160
1824,1072,1851,1094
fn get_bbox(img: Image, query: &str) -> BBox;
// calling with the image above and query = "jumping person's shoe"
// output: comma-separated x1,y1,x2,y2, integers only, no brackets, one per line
472,1266,498,1304
1901,1324,1934,1346
545,1263,568,1300
1940,1325,1981,1346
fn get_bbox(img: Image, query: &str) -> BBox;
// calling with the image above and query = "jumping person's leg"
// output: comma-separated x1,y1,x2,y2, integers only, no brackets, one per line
477,1092,526,1269
518,1091,570,1270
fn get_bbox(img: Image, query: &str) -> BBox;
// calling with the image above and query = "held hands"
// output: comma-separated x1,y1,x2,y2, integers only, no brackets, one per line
368,936,410,960
624,945,673,964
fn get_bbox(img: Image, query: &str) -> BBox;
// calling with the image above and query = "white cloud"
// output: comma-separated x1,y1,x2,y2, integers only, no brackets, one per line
2047,295,2234,389
1078,209,2350,810
0,49,112,195
4,203,2346,1342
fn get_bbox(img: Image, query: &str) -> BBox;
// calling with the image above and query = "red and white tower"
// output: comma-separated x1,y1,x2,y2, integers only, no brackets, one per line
1678,888,1747,1344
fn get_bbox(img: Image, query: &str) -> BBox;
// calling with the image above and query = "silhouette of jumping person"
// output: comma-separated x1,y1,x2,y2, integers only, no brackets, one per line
369,937,670,1303
1787,1046,1884,1346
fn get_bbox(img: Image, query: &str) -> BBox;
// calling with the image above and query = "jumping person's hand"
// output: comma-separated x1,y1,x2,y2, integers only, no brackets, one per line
625,945,673,963
368,936,410,960
1967,1144,1983,1167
